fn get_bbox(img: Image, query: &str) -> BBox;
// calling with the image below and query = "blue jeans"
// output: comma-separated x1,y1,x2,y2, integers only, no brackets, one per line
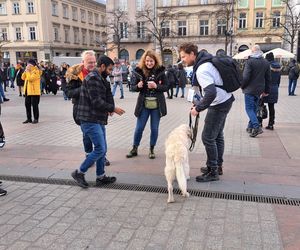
244,94,260,129
112,81,124,97
9,78,15,88
0,82,5,102
288,79,297,95
133,107,161,147
202,98,233,168
79,122,107,176
175,86,185,97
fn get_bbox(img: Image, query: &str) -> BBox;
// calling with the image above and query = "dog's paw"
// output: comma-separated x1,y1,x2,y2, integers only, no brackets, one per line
182,192,190,198
167,198,175,203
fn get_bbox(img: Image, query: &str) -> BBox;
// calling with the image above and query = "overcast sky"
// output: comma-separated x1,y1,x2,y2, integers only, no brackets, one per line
94,0,106,4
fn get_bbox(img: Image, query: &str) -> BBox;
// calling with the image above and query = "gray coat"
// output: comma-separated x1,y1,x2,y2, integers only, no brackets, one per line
242,56,271,96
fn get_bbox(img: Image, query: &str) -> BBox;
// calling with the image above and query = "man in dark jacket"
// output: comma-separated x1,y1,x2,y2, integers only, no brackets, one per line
166,64,178,99
179,42,235,182
242,45,271,138
71,56,125,188
288,59,299,96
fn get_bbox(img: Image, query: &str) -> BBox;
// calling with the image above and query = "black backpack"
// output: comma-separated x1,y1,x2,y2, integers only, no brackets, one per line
211,56,242,93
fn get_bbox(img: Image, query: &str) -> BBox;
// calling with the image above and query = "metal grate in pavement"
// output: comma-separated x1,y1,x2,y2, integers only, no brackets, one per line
1,175,299,206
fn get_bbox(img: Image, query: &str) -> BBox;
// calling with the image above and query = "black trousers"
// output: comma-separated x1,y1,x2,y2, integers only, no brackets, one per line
267,103,275,126
25,95,40,121
0,104,4,138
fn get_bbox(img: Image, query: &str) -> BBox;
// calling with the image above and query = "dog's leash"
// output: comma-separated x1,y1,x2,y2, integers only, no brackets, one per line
189,113,199,152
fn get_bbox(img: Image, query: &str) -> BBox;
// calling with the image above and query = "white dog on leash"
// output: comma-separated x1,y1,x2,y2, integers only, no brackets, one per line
164,124,192,203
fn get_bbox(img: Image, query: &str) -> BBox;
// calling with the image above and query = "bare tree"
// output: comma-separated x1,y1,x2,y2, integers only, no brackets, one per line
136,6,175,62
266,0,300,53
0,40,10,64
106,9,128,58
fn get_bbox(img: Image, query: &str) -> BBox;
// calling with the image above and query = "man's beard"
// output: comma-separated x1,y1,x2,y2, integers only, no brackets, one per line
101,71,108,79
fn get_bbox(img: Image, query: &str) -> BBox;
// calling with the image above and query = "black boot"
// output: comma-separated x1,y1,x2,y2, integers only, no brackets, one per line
196,168,219,182
126,145,138,158
149,146,155,159
201,166,223,175
71,170,89,188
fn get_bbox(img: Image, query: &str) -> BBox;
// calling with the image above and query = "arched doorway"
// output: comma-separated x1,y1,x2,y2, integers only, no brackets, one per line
119,49,129,61
162,49,173,65
136,49,145,60
238,45,249,53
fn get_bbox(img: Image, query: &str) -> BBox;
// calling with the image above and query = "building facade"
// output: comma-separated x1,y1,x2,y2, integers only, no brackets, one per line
234,0,285,54
106,0,154,62
0,0,106,65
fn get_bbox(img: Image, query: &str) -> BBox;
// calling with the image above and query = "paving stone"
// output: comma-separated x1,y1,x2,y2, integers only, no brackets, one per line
106,241,128,250
48,222,70,235
23,204,44,215
223,235,242,249
262,232,281,245
37,216,60,228
134,227,154,240
32,209,54,220
67,238,92,250
90,232,114,248
56,230,81,244
242,230,262,245
6,241,31,250
20,227,48,242
36,196,56,205
187,229,205,242
243,244,263,250
0,231,25,245
0,224,16,236
51,206,72,217
142,215,161,227
102,221,122,234
32,233,58,248
0,214,15,224
126,238,148,250
150,231,170,244
79,226,101,239
7,214,31,225
184,241,204,250
145,243,165,250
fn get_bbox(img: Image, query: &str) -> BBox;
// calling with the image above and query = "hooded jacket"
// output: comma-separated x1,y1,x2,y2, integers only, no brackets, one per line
242,52,271,96
21,66,42,96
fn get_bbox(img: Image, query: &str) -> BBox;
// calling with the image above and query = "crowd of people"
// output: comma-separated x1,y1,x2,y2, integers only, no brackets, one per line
0,44,299,193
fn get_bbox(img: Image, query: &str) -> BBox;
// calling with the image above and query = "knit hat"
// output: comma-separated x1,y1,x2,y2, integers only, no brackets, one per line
27,59,37,66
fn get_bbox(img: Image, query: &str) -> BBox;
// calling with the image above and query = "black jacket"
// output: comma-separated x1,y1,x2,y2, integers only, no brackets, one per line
288,62,299,80
131,66,168,117
242,55,271,96
76,70,115,125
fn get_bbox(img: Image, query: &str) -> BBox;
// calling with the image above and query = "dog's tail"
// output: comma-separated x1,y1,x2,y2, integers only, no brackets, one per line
175,161,189,197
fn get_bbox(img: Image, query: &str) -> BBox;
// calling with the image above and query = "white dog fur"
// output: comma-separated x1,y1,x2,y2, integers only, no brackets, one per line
164,124,192,203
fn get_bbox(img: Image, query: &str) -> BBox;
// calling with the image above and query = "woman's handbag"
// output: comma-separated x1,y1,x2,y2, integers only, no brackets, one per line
257,99,268,120
144,97,158,109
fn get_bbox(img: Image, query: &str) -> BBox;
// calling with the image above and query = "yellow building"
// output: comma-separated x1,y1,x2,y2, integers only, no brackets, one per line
0,0,106,65
234,0,285,54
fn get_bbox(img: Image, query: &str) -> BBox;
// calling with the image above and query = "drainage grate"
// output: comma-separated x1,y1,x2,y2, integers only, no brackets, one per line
1,175,299,207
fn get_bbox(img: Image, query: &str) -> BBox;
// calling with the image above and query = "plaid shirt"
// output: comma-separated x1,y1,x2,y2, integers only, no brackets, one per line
76,70,115,125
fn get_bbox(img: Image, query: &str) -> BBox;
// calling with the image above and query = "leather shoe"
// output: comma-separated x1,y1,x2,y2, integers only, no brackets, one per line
32,120,38,124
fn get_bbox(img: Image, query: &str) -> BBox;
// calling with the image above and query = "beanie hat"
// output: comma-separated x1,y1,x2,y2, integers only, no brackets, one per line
27,59,37,66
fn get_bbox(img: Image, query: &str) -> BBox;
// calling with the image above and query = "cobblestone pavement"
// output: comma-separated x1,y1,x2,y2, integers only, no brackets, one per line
0,181,283,250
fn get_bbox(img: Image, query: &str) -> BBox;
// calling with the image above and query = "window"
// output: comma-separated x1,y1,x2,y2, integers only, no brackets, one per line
82,29,87,44
80,9,86,22
51,1,58,16
255,12,264,28
15,27,22,40
53,26,59,41
13,2,20,14
0,28,8,41
162,21,170,37
238,0,248,8
178,0,188,5
200,0,208,4
0,2,7,15
272,0,281,6
29,26,36,40
64,27,70,42
88,11,93,24
95,13,100,26
238,13,247,29
72,7,77,20
27,1,34,14
217,19,226,35
199,20,209,36
95,31,100,43
119,0,127,11
162,0,171,6
73,28,79,44
136,0,144,11
178,21,187,36
120,22,128,38
62,4,69,18
89,30,94,44
255,0,265,8
137,21,145,38
272,11,280,27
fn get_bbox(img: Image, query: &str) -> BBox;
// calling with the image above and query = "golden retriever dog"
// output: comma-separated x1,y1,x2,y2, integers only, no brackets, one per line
164,124,192,203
